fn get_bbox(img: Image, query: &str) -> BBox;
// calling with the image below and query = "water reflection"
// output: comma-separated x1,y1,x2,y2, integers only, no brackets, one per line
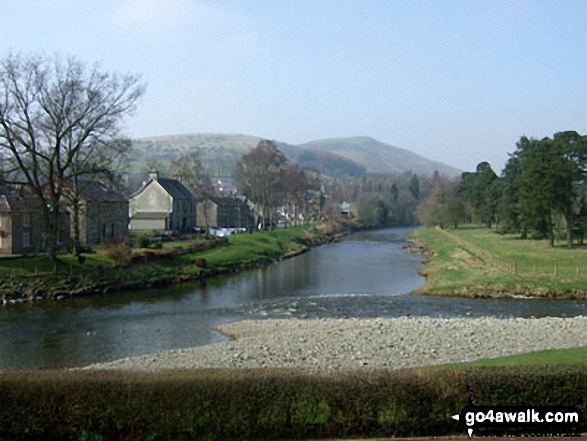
0,227,585,370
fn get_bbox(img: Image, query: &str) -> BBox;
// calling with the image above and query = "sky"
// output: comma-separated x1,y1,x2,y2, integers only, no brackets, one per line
2,0,587,173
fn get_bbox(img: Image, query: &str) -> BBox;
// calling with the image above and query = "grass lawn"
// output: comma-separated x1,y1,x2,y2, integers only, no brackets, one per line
409,225,587,298
206,227,310,268
432,346,587,369
0,224,335,299
0,253,114,276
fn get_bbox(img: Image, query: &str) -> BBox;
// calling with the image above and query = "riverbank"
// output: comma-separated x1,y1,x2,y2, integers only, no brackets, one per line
0,221,355,304
408,226,587,299
84,316,587,371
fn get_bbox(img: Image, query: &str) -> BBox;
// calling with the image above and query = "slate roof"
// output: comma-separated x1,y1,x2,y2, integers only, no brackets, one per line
76,182,127,203
209,196,250,209
0,187,39,213
156,178,193,200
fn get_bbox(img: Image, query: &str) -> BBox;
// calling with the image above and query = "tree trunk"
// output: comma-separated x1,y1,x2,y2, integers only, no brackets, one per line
520,225,527,240
565,212,573,248
548,213,555,248
45,206,61,261
71,200,82,257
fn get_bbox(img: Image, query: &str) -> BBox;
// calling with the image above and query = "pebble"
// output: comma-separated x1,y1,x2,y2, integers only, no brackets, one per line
84,316,587,372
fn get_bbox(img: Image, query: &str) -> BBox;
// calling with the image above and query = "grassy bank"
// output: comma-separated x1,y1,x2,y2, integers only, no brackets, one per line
409,225,587,298
435,346,587,368
0,222,349,303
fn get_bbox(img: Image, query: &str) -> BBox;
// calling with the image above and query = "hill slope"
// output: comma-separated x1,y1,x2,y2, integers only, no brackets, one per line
131,133,461,177
299,137,461,177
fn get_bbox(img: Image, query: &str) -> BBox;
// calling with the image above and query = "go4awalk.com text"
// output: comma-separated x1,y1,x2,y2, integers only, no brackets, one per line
452,404,583,437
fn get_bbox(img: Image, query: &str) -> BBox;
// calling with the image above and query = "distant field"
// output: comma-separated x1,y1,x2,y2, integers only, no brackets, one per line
409,225,587,298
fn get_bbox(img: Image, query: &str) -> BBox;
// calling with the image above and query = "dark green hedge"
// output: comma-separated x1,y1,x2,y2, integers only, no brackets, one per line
0,366,585,440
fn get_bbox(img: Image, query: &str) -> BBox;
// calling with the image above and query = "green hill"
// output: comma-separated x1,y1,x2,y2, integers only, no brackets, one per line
299,136,461,177
130,133,461,178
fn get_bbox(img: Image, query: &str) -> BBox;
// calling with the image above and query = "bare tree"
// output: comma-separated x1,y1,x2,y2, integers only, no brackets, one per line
234,140,287,230
0,53,144,259
280,164,321,226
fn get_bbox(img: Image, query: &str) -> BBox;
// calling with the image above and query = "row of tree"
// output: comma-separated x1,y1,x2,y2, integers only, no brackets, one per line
234,140,321,228
418,131,587,248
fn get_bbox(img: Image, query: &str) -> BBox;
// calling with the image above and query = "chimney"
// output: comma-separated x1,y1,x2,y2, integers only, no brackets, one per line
148,169,159,181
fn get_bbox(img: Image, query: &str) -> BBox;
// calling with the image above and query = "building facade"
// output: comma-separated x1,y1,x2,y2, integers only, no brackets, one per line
0,193,44,254
129,171,195,233
197,196,255,230
68,182,129,245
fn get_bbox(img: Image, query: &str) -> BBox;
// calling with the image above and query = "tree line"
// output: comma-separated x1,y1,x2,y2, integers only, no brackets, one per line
234,139,321,229
418,131,587,248
230,139,439,230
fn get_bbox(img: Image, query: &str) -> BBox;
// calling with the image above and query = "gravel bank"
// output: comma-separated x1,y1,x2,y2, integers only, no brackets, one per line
84,316,587,372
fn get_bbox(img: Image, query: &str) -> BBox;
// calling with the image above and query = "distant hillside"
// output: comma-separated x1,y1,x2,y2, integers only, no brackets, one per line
297,150,366,177
130,133,461,178
131,133,263,176
298,137,461,177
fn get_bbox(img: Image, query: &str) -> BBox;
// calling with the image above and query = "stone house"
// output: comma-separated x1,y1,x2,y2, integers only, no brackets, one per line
197,196,255,230
129,171,195,233
65,181,129,246
0,190,44,254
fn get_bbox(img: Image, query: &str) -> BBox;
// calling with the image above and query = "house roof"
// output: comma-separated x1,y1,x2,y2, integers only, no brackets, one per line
209,196,250,209
157,178,193,200
0,189,40,213
76,181,127,203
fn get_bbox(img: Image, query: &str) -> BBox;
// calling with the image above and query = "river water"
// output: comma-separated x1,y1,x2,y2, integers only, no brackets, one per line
0,227,585,370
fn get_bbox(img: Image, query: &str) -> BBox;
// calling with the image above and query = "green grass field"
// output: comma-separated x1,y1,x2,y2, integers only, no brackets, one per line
433,346,587,369
410,225,587,367
156,226,310,271
0,253,114,276
409,225,587,298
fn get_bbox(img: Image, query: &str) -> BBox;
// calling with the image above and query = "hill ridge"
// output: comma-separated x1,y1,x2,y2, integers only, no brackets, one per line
131,133,461,177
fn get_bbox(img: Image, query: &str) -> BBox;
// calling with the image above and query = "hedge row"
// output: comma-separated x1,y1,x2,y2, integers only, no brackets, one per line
0,366,585,440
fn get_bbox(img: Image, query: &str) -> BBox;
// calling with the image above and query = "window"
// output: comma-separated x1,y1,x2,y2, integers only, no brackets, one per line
23,213,31,228
23,231,30,248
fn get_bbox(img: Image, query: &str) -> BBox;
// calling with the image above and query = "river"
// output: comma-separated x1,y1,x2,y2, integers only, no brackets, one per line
0,227,585,370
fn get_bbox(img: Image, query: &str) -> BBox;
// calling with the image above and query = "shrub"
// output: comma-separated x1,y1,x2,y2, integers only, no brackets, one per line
194,258,207,268
102,243,132,265
137,234,151,249
0,366,584,440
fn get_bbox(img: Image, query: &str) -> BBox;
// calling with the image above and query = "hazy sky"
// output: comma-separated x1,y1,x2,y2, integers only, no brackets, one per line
2,0,587,172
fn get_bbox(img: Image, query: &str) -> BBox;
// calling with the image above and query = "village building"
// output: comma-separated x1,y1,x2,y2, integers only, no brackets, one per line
196,196,255,230
0,190,45,254
65,181,129,246
129,171,195,233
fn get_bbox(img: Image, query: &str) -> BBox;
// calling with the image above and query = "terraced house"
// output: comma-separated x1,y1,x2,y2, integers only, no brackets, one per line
128,171,195,233
64,181,129,246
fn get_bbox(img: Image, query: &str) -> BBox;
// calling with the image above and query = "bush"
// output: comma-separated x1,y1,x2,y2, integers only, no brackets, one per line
137,234,151,249
194,258,207,268
102,242,132,265
0,366,585,440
